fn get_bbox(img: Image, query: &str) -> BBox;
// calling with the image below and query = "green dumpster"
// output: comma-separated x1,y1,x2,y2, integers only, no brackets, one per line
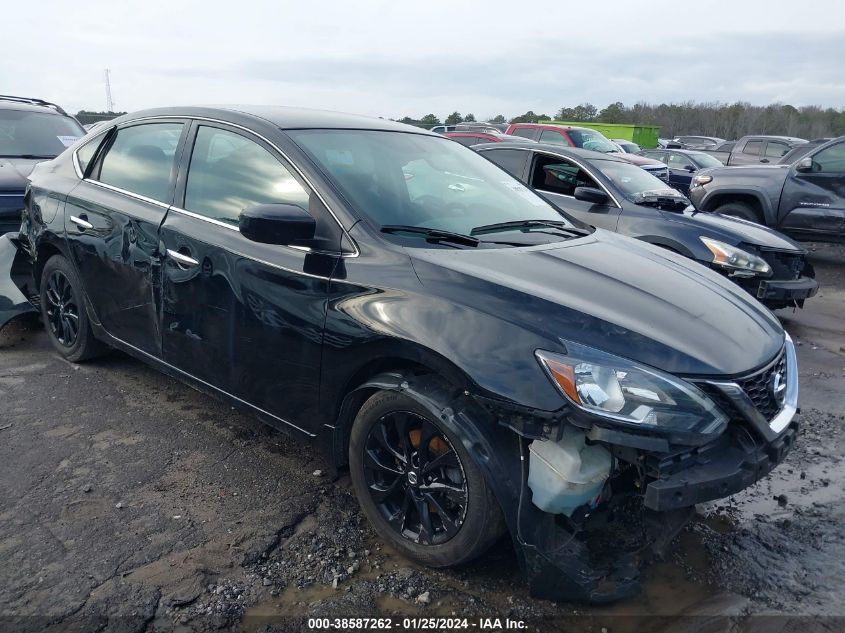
539,121,661,149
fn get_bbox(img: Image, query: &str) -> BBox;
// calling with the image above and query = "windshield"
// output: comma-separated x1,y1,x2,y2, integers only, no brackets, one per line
594,160,683,200
0,109,84,158
689,152,722,168
289,130,581,238
566,129,619,154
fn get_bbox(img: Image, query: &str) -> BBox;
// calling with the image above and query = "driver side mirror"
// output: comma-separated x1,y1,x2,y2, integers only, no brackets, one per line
684,164,697,172
239,203,316,246
795,157,814,173
574,186,609,205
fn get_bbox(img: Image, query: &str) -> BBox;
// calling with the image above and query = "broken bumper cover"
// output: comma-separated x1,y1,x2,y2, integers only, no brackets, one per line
0,232,38,329
644,418,798,511
756,276,818,302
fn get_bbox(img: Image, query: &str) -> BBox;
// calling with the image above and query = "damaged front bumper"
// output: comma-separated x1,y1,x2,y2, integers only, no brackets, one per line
755,275,818,305
501,337,800,604
0,232,38,330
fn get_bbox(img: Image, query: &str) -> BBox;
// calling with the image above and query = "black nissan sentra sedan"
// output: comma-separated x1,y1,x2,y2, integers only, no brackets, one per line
0,107,799,603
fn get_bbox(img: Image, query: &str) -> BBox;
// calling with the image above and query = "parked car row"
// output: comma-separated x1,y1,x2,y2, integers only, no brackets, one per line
0,99,811,604
474,142,817,309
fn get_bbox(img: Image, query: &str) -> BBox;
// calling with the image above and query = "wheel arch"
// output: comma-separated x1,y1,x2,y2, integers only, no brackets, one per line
327,346,476,470
33,239,70,291
700,189,774,224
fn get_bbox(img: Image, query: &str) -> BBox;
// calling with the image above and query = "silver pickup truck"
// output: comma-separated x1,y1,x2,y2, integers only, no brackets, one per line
701,135,807,166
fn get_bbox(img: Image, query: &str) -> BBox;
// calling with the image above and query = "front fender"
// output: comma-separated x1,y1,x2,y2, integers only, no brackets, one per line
0,232,38,330
696,183,778,224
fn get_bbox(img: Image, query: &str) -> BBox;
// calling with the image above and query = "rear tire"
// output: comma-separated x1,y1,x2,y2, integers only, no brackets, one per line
349,389,505,568
714,201,761,224
40,255,107,362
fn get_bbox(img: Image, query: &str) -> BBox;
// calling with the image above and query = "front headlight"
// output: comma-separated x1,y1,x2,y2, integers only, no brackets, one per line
700,237,771,275
536,342,727,435
691,174,712,187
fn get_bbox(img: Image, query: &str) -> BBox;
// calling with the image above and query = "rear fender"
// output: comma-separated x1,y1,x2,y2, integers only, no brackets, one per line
0,232,38,330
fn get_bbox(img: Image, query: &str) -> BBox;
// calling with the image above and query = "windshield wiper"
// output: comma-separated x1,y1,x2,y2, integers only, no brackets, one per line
470,219,591,237
381,225,480,247
0,154,57,159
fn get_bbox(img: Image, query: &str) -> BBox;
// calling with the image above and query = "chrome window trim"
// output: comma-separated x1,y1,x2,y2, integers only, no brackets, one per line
477,147,623,209
168,206,352,260
82,178,171,209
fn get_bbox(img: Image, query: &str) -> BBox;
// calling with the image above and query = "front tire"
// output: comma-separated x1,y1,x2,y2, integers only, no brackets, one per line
349,389,505,568
40,255,106,362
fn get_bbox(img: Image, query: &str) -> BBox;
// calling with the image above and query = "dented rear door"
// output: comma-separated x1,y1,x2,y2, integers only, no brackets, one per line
63,121,188,356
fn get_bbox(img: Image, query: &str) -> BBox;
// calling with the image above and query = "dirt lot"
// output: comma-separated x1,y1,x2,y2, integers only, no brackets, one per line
1,243,843,633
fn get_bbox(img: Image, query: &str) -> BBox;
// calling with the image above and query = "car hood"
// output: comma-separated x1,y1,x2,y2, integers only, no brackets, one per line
410,230,783,377
612,153,663,167
660,209,805,251
0,158,42,190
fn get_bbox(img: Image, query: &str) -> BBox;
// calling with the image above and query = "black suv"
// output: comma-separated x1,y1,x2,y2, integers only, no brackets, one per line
0,106,798,603
0,96,85,235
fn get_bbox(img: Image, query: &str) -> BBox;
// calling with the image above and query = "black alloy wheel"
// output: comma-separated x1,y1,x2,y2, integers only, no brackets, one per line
349,389,505,568
39,255,107,362
44,269,80,347
362,410,468,545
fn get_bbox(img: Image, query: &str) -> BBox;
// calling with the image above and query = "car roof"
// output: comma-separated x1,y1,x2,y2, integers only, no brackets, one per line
113,105,436,134
509,122,597,133
745,135,806,143
647,148,702,155
0,99,68,116
474,141,628,163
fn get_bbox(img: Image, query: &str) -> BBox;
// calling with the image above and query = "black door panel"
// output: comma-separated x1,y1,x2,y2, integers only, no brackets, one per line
64,181,166,355
159,210,330,433
779,141,845,238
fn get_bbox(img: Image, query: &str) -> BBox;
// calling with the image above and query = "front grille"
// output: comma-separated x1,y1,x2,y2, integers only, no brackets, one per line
758,250,806,280
736,348,787,421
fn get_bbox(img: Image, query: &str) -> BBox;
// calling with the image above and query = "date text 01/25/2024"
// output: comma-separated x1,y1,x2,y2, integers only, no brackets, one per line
307,617,527,630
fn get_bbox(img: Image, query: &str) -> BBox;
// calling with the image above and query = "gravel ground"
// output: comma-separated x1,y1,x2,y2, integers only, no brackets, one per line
0,243,843,632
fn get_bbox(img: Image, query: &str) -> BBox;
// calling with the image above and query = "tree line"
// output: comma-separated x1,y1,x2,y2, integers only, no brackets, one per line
398,102,845,140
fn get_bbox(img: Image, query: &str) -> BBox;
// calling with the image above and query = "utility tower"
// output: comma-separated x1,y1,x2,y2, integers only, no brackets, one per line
104,68,114,112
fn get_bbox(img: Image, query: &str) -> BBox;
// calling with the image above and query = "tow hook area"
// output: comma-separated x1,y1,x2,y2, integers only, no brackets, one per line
0,232,38,330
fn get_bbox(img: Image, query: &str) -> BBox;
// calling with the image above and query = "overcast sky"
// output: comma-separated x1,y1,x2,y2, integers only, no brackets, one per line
5,0,844,119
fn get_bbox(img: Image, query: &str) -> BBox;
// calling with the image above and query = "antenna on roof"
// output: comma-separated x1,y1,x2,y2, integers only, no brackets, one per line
104,68,114,113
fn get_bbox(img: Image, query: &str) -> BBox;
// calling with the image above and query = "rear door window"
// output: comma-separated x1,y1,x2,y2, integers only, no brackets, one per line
480,148,529,178
667,153,694,169
741,140,763,156
511,127,538,140
765,141,790,158
95,122,184,202
539,130,568,145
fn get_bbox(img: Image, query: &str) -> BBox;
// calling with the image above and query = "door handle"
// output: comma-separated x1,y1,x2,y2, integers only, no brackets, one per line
166,249,200,267
70,215,93,230
760,158,770,163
